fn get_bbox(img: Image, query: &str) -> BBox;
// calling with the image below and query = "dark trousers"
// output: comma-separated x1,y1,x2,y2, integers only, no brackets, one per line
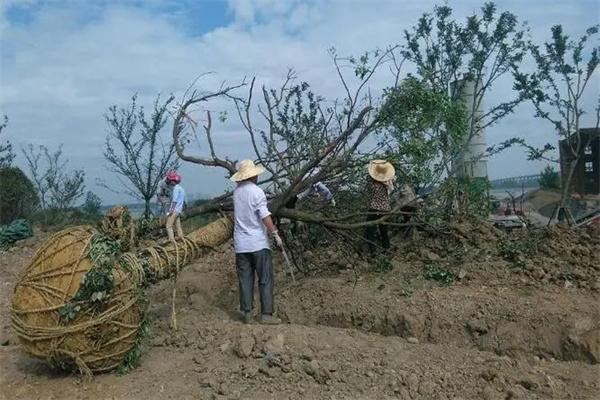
365,210,390,254
235,249,274,315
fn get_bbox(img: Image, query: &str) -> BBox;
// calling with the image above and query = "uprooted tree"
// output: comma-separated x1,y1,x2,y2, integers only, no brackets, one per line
101,93,181,218
171,49,427,232
11,211,234,374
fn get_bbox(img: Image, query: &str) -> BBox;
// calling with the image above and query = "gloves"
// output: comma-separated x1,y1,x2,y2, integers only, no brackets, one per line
270,230,283,248
330,198,336,207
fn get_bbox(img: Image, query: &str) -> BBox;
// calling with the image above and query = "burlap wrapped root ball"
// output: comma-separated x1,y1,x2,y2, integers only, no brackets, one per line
10,216,234,375
99,205,138,252
10,226,144,374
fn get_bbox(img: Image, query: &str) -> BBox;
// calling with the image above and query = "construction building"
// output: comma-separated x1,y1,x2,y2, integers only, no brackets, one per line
559,128,600,195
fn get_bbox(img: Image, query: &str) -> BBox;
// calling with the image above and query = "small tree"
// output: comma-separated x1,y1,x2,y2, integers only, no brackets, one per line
400,2,529,176
80,191,103,223
0,116,15,168
47,167,86,210
0,167,39,224
21,143,86,210
378,76,467,190
538,165,560,189
512,24,599,222
102,93,180,218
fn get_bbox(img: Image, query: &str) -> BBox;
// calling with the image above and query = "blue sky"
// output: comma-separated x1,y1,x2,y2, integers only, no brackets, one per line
1,0,598,205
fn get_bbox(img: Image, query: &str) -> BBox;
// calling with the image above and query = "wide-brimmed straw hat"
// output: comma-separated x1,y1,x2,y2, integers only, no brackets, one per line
230,159,265,182
368,159,395,182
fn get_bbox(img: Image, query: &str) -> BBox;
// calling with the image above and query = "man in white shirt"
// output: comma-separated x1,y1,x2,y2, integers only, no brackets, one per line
231,159,283,325
165,172,185,241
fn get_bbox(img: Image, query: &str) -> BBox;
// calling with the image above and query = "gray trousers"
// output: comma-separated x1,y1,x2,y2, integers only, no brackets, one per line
235,249,274,315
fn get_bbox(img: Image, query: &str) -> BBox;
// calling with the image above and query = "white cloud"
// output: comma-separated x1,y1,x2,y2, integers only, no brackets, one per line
1,0,598,204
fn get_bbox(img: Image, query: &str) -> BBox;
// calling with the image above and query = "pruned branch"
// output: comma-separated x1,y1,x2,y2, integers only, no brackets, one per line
171,78,247,176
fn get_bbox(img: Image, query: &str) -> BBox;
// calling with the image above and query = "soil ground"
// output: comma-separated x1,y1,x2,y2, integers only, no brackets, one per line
0,222,599,400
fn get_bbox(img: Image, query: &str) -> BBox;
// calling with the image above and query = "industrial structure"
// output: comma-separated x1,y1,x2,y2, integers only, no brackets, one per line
450,78,489,180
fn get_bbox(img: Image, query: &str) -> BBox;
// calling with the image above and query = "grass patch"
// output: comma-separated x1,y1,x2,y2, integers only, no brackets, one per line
423,263,456,287
372,255,394,273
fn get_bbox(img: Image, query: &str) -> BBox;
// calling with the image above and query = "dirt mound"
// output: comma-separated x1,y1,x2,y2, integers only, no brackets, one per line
521,189,562,217
1,226,599,399
390,221,600,291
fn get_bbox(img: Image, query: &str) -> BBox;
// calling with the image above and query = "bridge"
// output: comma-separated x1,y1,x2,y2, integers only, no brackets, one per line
489,174,541,189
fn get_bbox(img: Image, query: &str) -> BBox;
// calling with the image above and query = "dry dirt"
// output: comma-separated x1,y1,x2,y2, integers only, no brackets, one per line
0,224,599,400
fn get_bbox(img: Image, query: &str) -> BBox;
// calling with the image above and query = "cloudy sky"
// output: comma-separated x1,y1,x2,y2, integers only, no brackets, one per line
1,0,598,205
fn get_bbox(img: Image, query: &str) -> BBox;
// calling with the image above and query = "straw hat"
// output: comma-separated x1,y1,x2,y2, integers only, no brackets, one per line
368,159,395,182
230,159,265,182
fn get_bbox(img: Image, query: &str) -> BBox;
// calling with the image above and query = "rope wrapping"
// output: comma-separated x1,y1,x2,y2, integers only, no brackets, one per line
98,206,138,252
10,215,233,374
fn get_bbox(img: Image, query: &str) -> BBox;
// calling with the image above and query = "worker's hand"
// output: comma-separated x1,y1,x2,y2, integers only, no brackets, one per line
270,230,283,248
330,198,336,207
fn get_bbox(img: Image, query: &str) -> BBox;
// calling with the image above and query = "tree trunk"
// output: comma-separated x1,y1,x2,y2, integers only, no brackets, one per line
551,158,578,225
124,216,234,284
144,199,151,219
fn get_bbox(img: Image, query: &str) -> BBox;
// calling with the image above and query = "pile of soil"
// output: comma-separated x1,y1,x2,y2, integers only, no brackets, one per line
385,221,600,291
521,189,562,218
1,224,599,399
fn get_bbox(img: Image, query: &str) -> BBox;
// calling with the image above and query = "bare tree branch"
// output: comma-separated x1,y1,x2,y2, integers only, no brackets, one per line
171,79,247,176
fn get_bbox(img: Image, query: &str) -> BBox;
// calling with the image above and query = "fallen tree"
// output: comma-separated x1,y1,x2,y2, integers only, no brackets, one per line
171,49,420,231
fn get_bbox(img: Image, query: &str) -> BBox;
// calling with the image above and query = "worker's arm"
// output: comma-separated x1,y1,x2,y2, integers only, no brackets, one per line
256,193,283,248
315,182,334,201
263,215,283,248
262,215,277,234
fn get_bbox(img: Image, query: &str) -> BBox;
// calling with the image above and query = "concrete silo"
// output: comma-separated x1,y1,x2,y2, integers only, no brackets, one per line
450,78,489,180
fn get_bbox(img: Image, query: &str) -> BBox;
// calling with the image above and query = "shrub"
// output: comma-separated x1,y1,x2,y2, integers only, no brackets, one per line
372,255,394,273
80,191,103,224
0,167,39,224
538,164,560,189
497,235,531,268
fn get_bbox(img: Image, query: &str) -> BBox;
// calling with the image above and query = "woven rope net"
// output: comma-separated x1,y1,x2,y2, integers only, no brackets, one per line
11,215,233,374
98,205,137,252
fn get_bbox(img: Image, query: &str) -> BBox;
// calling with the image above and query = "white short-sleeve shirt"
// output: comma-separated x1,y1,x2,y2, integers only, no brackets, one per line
170,184,186,214
233,181,271,253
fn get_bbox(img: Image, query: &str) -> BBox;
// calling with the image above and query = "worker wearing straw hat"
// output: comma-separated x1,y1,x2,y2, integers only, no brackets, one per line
231,159,283,325
365,159,395,255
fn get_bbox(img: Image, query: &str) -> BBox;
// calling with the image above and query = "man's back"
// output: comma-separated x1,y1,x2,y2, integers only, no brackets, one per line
171,184,186,213
233,181,271,253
